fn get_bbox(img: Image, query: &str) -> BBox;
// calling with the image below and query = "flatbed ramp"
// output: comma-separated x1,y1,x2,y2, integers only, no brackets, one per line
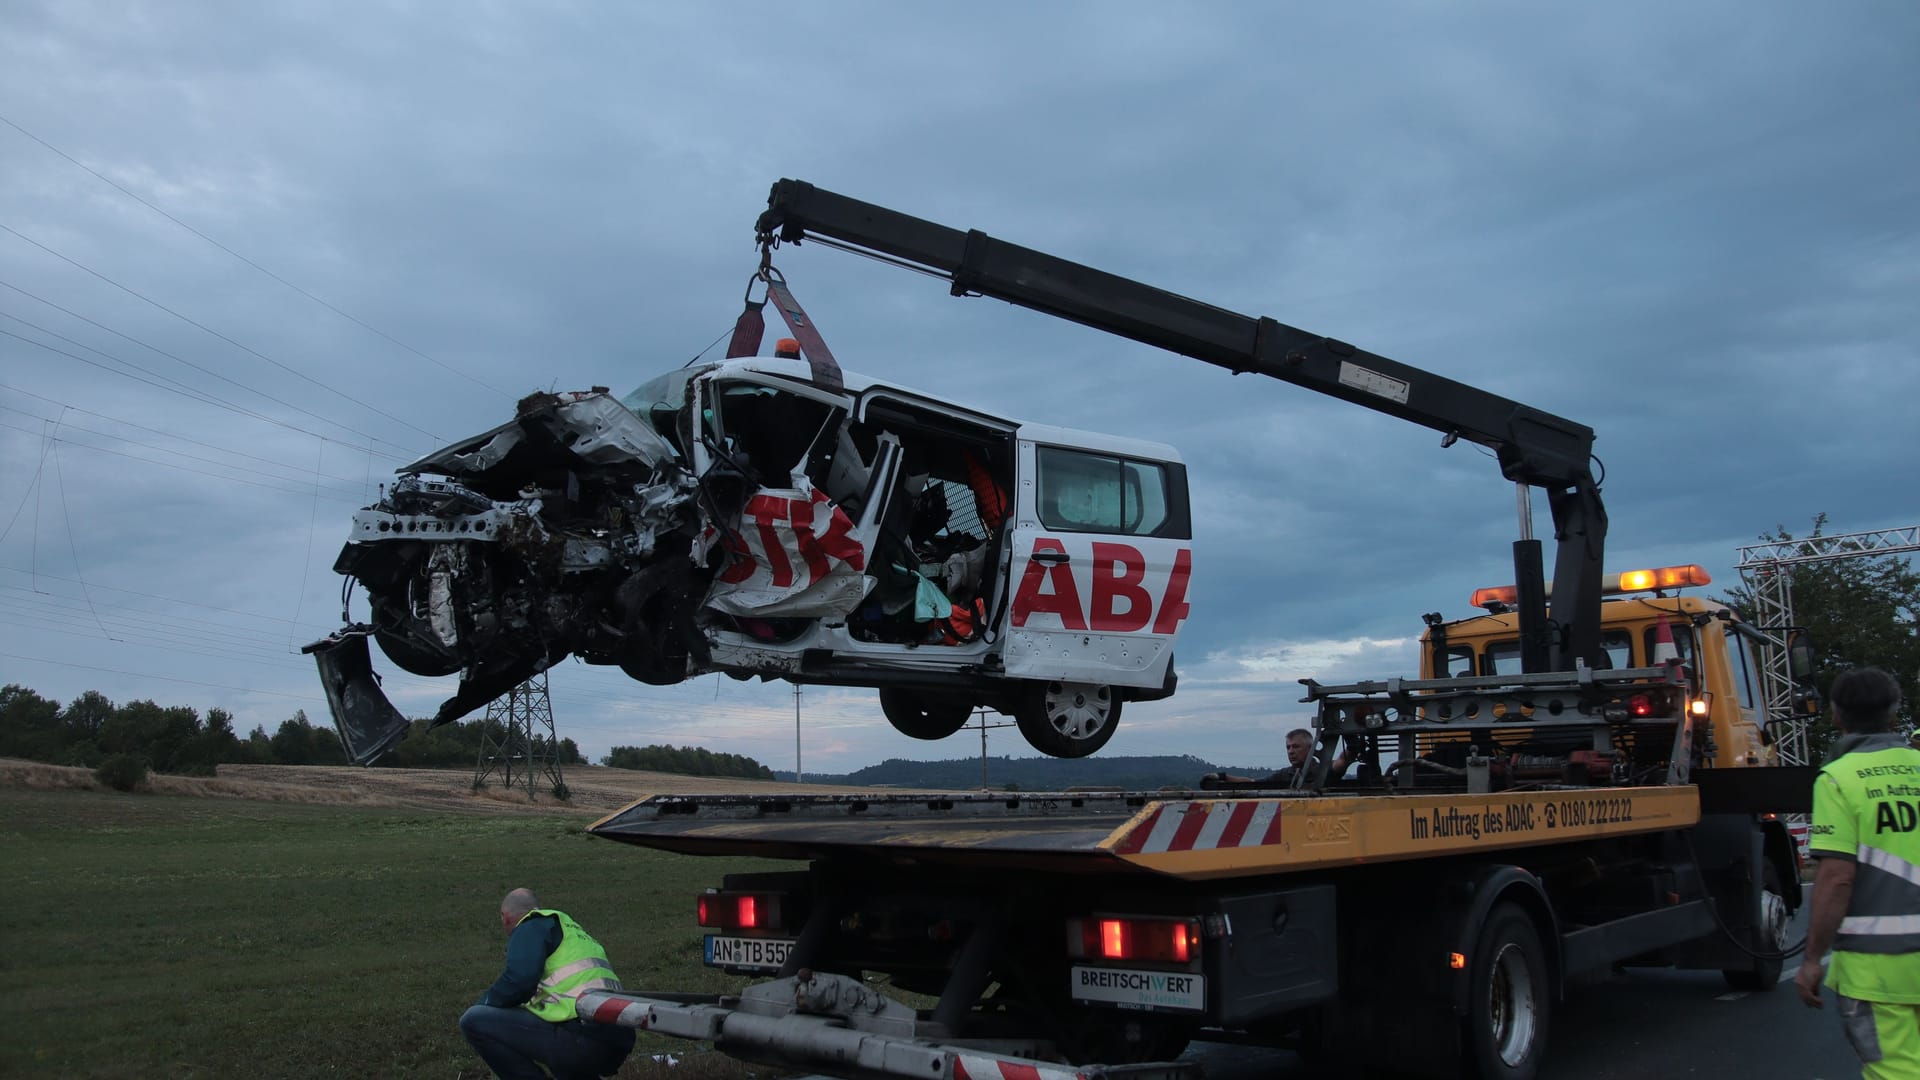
589,785,1700,880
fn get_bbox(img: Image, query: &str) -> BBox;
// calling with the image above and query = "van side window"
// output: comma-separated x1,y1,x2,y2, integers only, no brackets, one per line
1036,447,1182,537
1722,627,1757,711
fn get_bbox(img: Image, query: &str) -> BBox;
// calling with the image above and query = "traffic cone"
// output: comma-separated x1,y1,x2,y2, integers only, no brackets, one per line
1652,615,1680,665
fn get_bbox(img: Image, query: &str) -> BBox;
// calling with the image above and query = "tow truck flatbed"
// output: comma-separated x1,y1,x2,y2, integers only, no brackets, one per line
588,785,1701,881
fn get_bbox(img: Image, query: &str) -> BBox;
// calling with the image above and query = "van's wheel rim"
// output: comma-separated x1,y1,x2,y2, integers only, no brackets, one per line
1040,682,1112,740
1488,941,1538,1068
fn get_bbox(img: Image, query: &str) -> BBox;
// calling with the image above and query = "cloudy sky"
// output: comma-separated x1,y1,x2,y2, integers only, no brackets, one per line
3,2,1915,775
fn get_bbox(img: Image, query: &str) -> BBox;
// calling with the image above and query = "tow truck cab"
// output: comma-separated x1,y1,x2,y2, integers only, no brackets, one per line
1419,563,1774,769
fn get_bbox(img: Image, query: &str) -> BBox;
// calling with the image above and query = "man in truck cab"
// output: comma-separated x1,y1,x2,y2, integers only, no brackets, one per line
1796,668,1920,1079
1206,727,1355,787
459,888,636,1080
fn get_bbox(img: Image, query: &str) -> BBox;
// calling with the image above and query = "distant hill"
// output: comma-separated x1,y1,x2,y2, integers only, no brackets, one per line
777,754,1284,791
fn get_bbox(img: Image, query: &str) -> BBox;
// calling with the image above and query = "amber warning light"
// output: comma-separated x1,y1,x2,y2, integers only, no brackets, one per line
1471,564,1712,609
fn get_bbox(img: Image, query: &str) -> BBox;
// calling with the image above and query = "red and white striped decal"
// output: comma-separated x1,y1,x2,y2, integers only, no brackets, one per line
1113,800,1285,855
952,1051,1087,1080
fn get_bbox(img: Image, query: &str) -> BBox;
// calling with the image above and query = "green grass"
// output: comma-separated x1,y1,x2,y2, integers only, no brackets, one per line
0,787,786,1078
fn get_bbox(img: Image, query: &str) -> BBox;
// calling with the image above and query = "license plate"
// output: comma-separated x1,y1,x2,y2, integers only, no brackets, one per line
1071,966,1206,1012
703,935,794,971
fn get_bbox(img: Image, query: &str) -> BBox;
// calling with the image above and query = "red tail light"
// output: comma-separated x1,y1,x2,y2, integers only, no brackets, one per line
697,892,782,930
1072,917,1200,964
1629,694,1653,717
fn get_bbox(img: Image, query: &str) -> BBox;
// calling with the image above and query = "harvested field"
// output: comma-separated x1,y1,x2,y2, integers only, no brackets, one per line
0,757,918,815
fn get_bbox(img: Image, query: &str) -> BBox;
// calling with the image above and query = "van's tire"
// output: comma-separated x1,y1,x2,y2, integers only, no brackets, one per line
1722,863,1790,991
374,626,461,677
1015,681,1120,758
1463,903,1549,1080
879,689,975,740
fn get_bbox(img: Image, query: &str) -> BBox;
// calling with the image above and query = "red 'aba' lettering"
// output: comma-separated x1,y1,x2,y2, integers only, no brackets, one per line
1011,538,1087,631
1090,541,1151,632
1011,540,1193,634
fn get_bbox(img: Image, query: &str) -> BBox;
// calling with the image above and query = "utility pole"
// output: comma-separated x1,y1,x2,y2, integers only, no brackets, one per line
972,708,1016,790
794,684,804,784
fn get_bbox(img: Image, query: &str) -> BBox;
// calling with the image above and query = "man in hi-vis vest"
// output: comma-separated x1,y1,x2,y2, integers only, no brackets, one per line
1797,668,1920,1079
460,888,636,1079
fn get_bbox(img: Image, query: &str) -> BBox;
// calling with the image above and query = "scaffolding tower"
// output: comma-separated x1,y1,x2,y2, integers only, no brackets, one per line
472,671,567,800
1735,524,1919,766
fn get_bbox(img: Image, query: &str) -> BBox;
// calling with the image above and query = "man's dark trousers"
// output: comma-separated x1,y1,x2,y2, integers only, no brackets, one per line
459,1004,635,1080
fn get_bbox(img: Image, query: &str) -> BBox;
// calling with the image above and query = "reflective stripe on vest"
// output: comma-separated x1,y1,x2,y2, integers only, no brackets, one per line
1834,845,1920,955
519,909,624,1023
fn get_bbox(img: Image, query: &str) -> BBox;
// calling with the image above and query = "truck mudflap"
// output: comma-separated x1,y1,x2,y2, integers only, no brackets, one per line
575,973,1197,1080
302,626,411,766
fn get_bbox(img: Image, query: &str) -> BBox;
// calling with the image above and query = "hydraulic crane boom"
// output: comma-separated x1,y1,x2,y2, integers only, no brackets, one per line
755,179,1608,672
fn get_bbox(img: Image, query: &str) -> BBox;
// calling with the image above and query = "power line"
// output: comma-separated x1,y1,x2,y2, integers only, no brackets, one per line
2,585,321,646
0,436,52,545
0,651,317,701
0,419,368,503
0,296,414,460
47,439,118,641
0,111,516,400
0,382,379,489
0,564,330,630
0,221,442,440
0,402,371,500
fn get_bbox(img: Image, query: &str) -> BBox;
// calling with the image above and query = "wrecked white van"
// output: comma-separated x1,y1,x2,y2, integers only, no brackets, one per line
310,356,1192,762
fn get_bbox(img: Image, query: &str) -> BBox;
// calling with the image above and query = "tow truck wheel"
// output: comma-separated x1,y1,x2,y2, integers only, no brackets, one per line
1464,903,1548,1080
1722,863,1790,991
878,689,975,740
1015,681,1120,758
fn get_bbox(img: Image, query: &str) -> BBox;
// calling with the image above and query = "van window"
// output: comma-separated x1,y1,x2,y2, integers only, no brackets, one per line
1036,447,1180,537
1722,627,1757,711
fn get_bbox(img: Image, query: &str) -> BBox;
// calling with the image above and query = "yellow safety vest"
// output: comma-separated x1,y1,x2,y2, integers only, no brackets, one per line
1810,733,1920,1004
519,908,624,1023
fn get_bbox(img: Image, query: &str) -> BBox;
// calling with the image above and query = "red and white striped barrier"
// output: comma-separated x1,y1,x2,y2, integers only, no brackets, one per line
1114,800,1285,855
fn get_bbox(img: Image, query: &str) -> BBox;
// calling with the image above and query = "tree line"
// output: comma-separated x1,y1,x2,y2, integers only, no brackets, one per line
0,685,586,775
602,744,775,779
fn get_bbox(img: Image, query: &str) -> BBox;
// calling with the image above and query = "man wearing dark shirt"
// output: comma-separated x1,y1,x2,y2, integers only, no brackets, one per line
459,888,636,1080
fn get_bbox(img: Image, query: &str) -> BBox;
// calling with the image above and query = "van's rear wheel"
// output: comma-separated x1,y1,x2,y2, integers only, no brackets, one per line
1464,903,1548,1080
1015,681,1120,758
879,689,975,740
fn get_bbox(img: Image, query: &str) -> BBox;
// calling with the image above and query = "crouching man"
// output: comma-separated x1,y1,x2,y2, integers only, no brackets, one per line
460,888,636,1080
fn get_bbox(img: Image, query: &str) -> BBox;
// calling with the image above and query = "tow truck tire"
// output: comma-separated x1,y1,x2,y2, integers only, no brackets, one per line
1464,903,1548,1080
1722,863,1790,991
1015,681,1120,758
879,689,974,740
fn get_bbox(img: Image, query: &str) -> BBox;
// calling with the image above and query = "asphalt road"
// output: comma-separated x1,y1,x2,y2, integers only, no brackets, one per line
1184,904,1857,1080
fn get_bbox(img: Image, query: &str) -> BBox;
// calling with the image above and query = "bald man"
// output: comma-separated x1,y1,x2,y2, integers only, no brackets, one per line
458,889,635,1080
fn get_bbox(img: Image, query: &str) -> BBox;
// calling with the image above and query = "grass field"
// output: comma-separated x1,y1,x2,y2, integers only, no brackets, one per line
0,786,788,1078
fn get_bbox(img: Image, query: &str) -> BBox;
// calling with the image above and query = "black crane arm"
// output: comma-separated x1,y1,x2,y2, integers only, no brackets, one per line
755,179,1607,672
